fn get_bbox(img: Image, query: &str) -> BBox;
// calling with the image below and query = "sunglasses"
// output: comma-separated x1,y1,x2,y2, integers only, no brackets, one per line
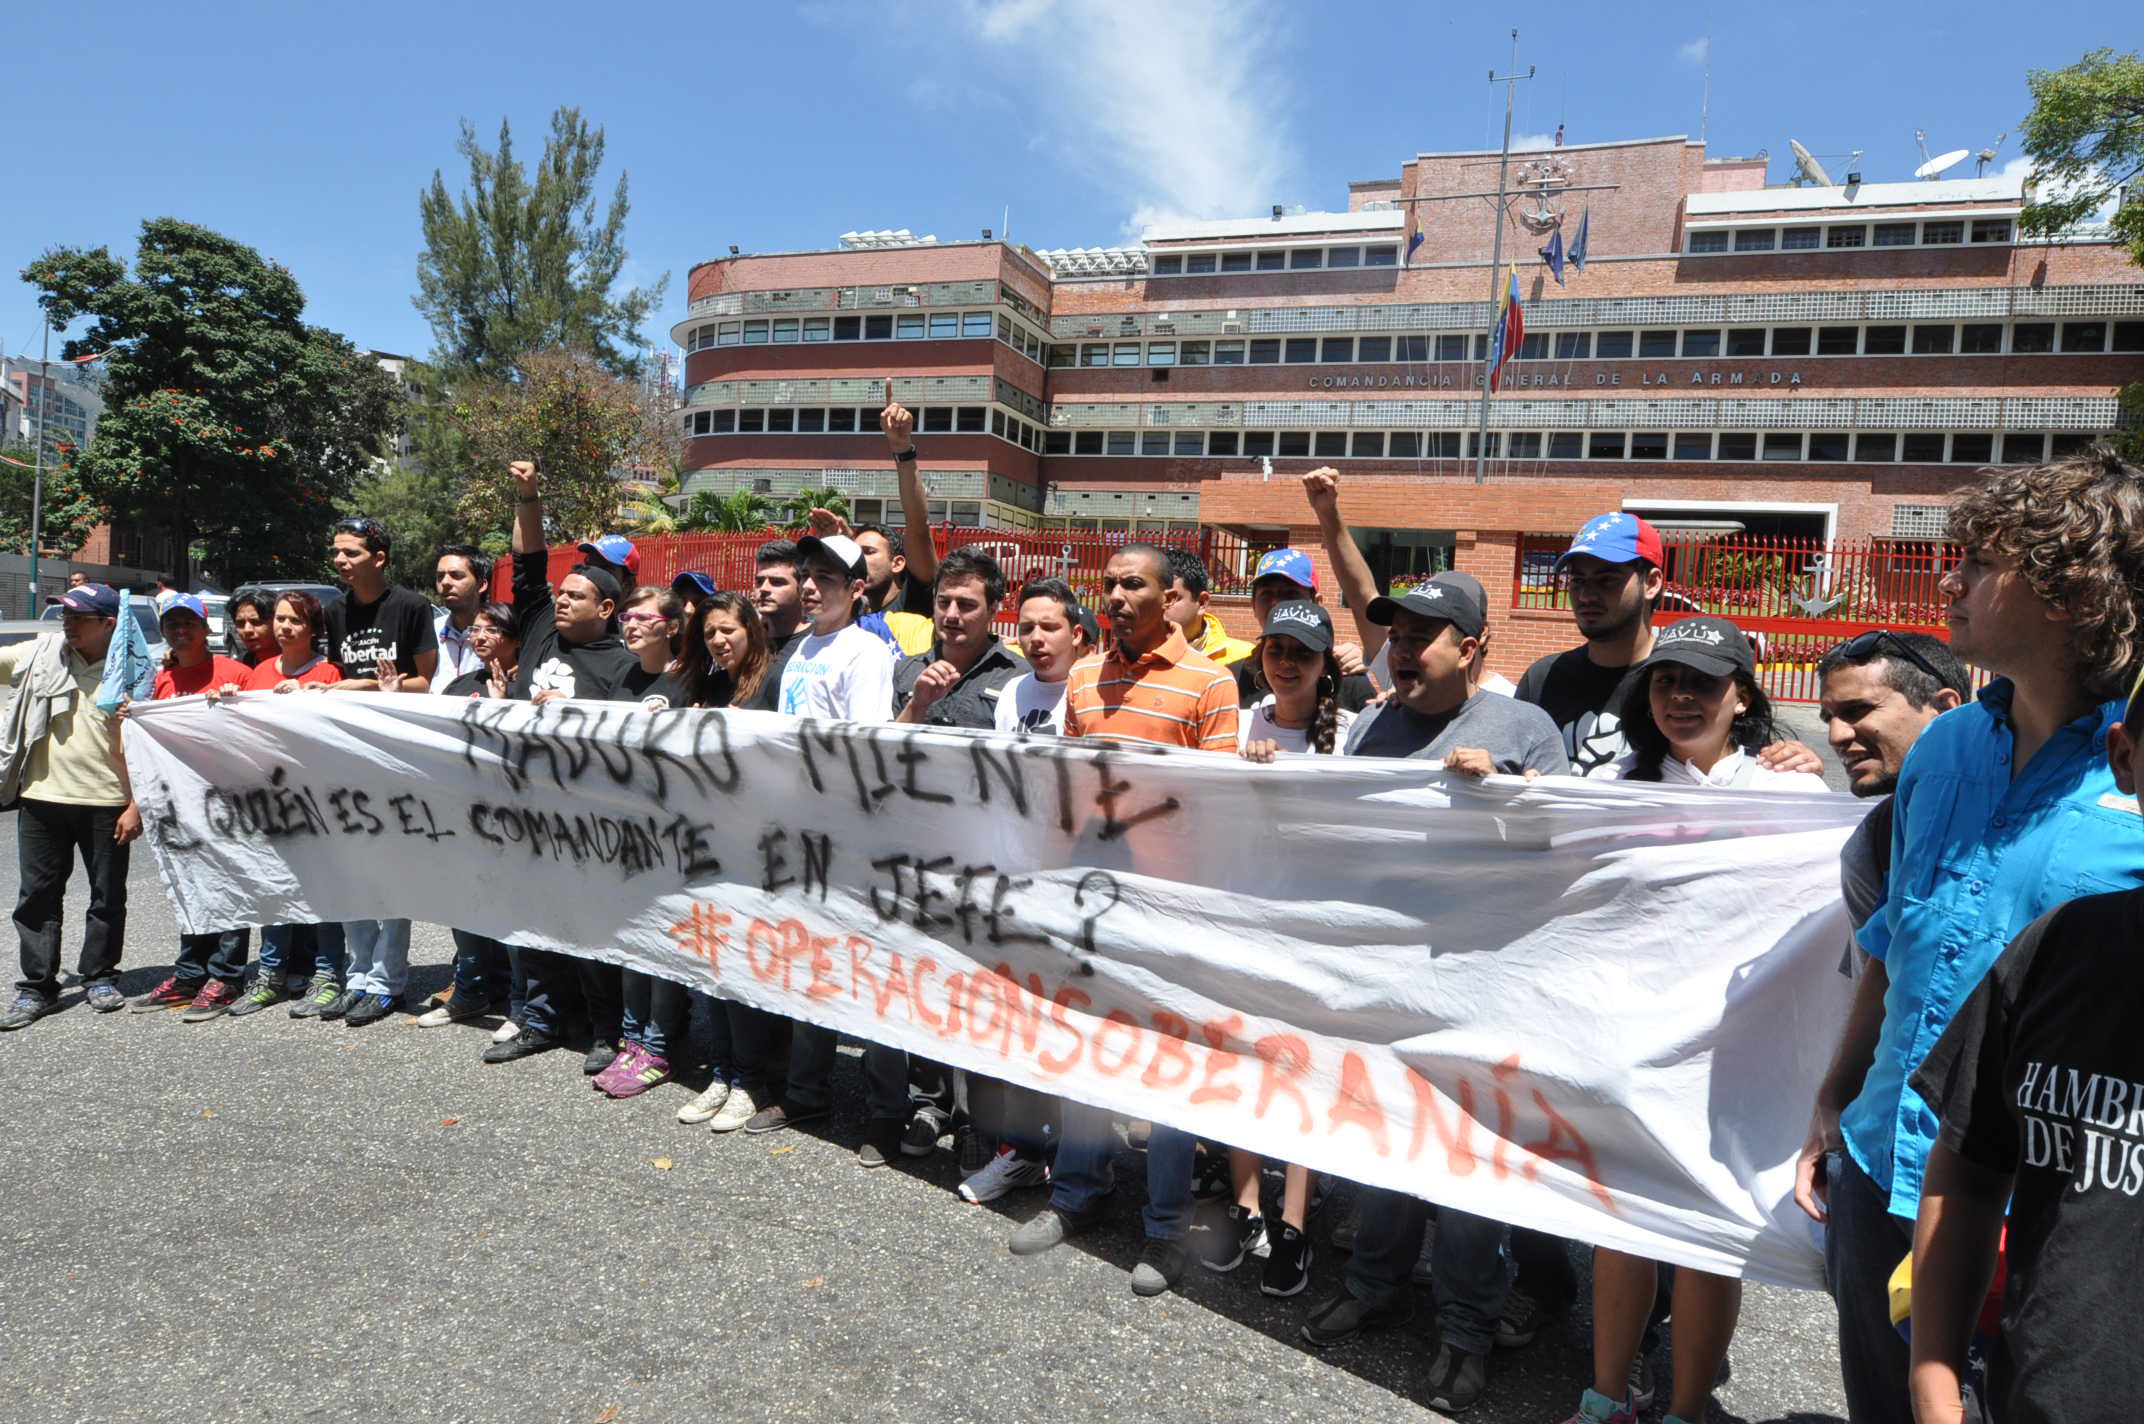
333,517,385,538
1836,629,1949,689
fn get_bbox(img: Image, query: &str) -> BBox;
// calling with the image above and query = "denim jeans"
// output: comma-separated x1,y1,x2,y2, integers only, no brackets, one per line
1825,1152,1921,1424
449,929,517,1012
1510,1226,1580,1312
518,949,622,1041
341,918,411,997
707,997,773,1094
785,1021,907,1120
620,969,687,1058
13,798,129,1000
1347,1186,1510,1355
174,929,250,986
1049,1101,1195,1241
259,923,347,985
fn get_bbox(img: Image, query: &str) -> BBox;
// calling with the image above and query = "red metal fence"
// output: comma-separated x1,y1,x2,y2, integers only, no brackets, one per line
1513,530,1965,703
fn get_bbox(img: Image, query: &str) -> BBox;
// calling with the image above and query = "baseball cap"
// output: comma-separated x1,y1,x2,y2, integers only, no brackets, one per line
797,534,868,580
1259,600,1335,652
1365,579,1487,639
672,570,717,599
57,583,119,617
1554,512,1665,572
1251,548,1318,593
577,534,641,579
1634,615,1756,680
157,592,209,621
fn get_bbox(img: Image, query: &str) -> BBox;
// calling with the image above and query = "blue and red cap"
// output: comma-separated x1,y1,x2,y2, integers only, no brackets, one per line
1251,547,1318,593
57,583,120,617
1554,512,1665,572
156,592,208,621
577,535,641,580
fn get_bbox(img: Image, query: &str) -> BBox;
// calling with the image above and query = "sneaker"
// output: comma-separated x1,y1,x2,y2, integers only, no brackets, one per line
858,1117,904,1168
1628,1350,1657,1413
582,1039,619,1076
180,980,240,1023
1412,1224,1437,1287
708,1085,758,1132
0,992,52,1031
1261,1223,1314,1297
954,1124,993,1176
1558,1389,1638,1424
343,992,398,1028
1301,1290,1412,1348
490,1017,523,1044
1424,1342,1488,1413
320,988,363,1022
131,976,197,1013
677,1079,732,1125
605,1047,672,1100
1201,1203,1267,1273
415,996,494,1028
1496,1284,1562,1349
593,1043,647,1095
290,981,343,1019
1008,1205,1101,1256
1191,1149,1232,1202
1130,1238,1189,1297
741,1102,827,1135
959,1146,1051,1204
226,977,287,1018
483,1027,561,1064
899,1109,942,1158
1329,1200,1363,1253
84,982,125,1014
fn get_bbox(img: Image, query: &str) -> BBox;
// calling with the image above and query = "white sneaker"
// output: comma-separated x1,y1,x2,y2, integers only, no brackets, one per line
677,1079,732,1125
490,1018,522,1044
958,1145,1051,1204
415,1005,457,1028
708,1085,757,1133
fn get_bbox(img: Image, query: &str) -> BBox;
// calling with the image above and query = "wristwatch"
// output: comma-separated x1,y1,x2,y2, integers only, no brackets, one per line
891,446,919,463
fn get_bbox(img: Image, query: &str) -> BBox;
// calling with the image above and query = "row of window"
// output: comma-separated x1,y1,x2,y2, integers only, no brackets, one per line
1147,244,1403,277
684,404,1053,453
1046,318,2144,368
1686,217,2014,255
683,310,1052,366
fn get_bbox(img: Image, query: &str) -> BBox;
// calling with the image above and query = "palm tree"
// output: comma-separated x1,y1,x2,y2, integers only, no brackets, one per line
682,489,781,533
782,485,851,528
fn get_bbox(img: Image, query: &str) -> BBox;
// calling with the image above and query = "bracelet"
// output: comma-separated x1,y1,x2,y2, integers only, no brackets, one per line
891,447,919,464
516,494,541,504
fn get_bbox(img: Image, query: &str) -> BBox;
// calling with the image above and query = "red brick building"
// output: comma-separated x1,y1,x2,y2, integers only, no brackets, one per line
671,134,2143,677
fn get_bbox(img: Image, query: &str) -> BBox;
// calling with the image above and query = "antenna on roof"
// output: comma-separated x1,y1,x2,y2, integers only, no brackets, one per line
1788,139,1832,188
1975,131,2007,177
1912,129,1970,180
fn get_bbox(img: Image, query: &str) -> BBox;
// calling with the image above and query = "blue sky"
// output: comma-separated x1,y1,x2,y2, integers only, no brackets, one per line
3,1,2113,367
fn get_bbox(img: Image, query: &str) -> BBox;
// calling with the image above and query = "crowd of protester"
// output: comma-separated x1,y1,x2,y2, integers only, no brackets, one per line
2,385,2139,1422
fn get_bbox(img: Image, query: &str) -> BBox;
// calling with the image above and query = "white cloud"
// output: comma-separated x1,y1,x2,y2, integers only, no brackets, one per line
1995,153,2117,221
1509,131,1558,153
1677,36,1710,64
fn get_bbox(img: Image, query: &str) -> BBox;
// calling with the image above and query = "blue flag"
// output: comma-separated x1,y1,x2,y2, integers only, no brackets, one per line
94,590,157,713
1569,207,1590,272
1543,228,1566,285
1407,209,1425,264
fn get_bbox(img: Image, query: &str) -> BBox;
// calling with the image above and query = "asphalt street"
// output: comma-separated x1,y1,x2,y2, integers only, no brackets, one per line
0,803,1853,1424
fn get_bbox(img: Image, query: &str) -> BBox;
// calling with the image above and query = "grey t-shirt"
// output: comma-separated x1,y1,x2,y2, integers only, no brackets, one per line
1343,691,1571,775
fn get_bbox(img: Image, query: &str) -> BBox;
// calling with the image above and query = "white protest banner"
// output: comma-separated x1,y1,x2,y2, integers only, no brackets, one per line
122,693,1862,1288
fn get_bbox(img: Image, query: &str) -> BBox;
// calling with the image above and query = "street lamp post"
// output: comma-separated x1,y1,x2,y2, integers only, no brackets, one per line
27,321,50,611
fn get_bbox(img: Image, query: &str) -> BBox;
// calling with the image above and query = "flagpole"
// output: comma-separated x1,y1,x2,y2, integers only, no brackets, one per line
1476,31,1532,485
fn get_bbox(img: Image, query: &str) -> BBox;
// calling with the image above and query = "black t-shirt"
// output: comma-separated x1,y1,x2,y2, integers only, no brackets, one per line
1515,645,1637,775
325,585,438,680
505,548,639,702
880,569,934,617
621,665,684,711
1234,657,1376,714
1911,890,2144,1424
442,668,492,699
756,629,809,710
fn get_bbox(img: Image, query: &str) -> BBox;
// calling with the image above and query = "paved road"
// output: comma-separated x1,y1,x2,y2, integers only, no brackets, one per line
0,814,1850,1424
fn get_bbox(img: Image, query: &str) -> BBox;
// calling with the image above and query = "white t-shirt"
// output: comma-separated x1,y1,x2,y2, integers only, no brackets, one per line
776,623,895,723
1589,747,1830,792
1236,696,1357,755
994,673,1070,735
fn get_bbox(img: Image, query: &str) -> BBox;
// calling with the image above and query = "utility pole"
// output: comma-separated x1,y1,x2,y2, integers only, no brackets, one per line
27,321,49,611
1474,31,1533,485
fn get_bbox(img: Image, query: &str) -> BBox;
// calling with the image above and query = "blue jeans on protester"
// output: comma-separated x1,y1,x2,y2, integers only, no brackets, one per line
1049,1101,1195,1241
785,1021,906,1119
174,928,250,986
621,969,687,1059
258,923,347,986
706,996,773,1094
1346,1186,1510,1355
449,929,518,1014
517,949,622,1042
341,918,410,997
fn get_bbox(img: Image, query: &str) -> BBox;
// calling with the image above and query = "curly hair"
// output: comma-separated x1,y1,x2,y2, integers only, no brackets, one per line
1948,445,2144,702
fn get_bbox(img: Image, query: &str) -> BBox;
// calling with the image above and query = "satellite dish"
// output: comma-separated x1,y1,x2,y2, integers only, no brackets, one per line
1789,139,1833,188
1915,148,1970,180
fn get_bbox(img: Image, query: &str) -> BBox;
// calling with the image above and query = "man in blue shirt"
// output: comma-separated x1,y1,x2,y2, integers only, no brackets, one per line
1796,447,2144,1424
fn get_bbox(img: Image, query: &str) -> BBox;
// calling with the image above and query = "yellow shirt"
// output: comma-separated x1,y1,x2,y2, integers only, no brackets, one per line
0,640,127,806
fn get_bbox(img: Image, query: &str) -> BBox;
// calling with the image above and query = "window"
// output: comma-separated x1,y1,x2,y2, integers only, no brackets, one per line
687,411,712,434
1112,343,1142,366
1687,231,1729,253
1289,249,1322,270
1588,432,1627,459
797,408,825,433
897,314,926,339
1717,433,1757,460
1902,433,1947,462
803,318,831,342
1827,225,1867,248
1284,338,1318,364
1912,325,1955,354
717,322,741,346
1681,329,1721,358
711,410,736,434
1639,330,1677,358
1628,432,1669,460
827,408,858,432
1313,432,1346,457
921,407,954,433
1733,229,1775,252
1326,246,1362,268
1174,432,1203,455
1807,432,1849,461
1208,432,1239,455
956,406,987,432
1518,333,1547,360
1435,334,1470,362
1074,431,1103,454
1726,328,1767,357
1357,336,1391,362
1771,326,1812,356
1147,342,1177,366
1863,325,1906,355
1047,344,1075,367
1396,335,1429,361
1429,433,1463,459
1141,433,1169,455
1243,431,1277,456
2062,321,2107,353
1186,253,1218,274
1781,225,1821,249
2011,323,2054,353
1950,433,1994,464
1213,340,1246,364
963,311,993,337
1855,433,1895,461
1960,323,2004,353
864,314,893,339
771,317,808,343
1078,343,1107,367
927,313,957,338
1595,331,1634,359
1971,219,2012,243
739,409,765,433
1320,338,1354,363
1547,432,1583,459
1673,433,1712,459
2000,433,2045,463
1762,433,1803,461
1044,430,1072,454
1106,431,1135,455
1921,221,1963,245
1817,325,1859,356
1181,340,1210,365
1152,255,1183,276
1277,431,1311,457
1364,246,1399,266
835,316,862,340
1256,250,1287,271
1507,432,1542,458
1467,433,1501,459
743,320,768,344
1554,332,1591,359
1388,432,1420,457
2113,322,2144,352
1248,339,1282,364
1874,222,1917,247
1221,252,1253,272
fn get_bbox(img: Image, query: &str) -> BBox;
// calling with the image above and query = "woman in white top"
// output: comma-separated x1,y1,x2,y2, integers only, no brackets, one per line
1563,614,1826,1424
990,578,1097,737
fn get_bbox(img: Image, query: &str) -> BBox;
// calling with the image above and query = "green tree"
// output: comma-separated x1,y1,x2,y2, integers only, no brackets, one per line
23,219,402,586
782,485,851,528
415,107,667,381
450,348,678,544
347,459,464,590
682,489,780,533
0,442,101,559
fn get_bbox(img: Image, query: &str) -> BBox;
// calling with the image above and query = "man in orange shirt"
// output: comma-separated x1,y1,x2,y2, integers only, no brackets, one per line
1008,545,1238,1296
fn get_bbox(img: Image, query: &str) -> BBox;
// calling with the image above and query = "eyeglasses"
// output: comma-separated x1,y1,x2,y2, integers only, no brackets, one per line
1836,629,1950,689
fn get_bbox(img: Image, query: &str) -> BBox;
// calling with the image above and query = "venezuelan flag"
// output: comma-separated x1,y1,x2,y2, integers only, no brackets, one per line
1485,263,1524,394
1407,208,1425,264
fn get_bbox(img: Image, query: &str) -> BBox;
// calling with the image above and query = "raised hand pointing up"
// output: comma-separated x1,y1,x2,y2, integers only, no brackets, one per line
881,378,915,456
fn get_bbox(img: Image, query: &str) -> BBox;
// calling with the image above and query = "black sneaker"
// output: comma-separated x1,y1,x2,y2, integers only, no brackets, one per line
1200,1203,1266,1273
343,992,398,1028
0,992,52,1031
290,981,343,1019
1496,1284,1566,1349
899,1109,942,1159
1628,1347,1657,1412
83,982,125,1014
484,1027,562,1064
1424,1342,1488,1413
319,988,362,1022
859,1117,904,1169
1300,1290,1411,1348
1261,1222,1314,1297
1191,1149,1232,1203
954,1124,993,1176
582,1039,619,1075
741,1102,829,1135
1130,1238,1189,1297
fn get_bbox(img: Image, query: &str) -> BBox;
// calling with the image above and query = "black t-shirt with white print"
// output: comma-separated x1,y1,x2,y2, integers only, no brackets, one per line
325,584,438,680
1515,645,1634,775
504,548,639,702
1911,889,2144,1424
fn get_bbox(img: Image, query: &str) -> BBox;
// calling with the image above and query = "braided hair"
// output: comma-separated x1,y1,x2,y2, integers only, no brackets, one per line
1252,638,1344,755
